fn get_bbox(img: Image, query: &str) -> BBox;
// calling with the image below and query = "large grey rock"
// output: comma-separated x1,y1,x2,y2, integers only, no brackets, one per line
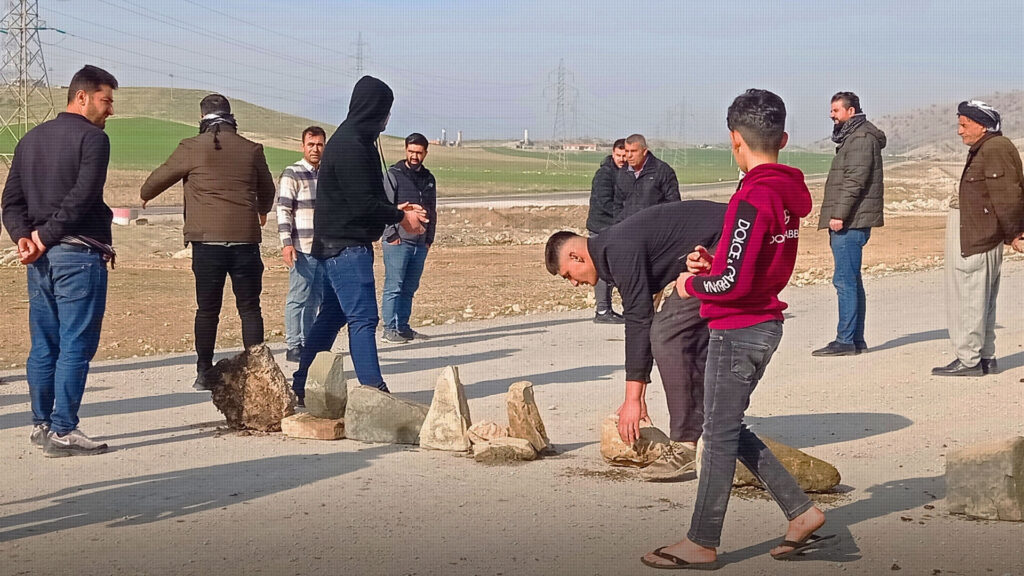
733,437,841,493
208,344,295,431
600,414,671,467
507,381,550,452
419,366,473,452
305,352,347,419
345,385,429,445
473,437,537,464
947,436,1024,521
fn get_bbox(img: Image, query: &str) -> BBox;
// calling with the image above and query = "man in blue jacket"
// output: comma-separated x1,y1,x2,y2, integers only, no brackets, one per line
291,76,427,404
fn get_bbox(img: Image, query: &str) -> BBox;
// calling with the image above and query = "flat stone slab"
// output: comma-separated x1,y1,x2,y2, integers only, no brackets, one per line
345,385,429,445
305,352,347,419
733,436,841,493
467,421,509,445
473,437,537,464
947,436,1024,521
281,413,345,440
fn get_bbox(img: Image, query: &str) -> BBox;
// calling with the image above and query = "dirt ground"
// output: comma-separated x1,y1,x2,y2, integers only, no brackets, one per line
0,159,1019,367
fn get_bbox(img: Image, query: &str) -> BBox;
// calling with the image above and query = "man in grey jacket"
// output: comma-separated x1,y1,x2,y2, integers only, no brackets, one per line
812,92,886,357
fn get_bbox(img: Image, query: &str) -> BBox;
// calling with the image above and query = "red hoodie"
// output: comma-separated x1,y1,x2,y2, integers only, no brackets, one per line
683,163,812,329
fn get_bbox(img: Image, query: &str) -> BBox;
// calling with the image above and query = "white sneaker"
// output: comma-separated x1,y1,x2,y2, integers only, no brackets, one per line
30,423,50,449
44,428,109,458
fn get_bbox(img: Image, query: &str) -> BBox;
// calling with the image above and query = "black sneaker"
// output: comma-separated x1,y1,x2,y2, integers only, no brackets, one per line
30,423,50,449
399,329,430,341
855,342,868,354
593,310,625,324
811,341,858,357
381,330,411,344
193,372,217,391
44,428,108,457
286,347,303,363
295,395,305,408
981,358,999,375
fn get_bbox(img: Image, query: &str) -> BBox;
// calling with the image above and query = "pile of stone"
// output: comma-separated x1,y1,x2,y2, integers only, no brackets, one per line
278,354,552,465
599,414,841,492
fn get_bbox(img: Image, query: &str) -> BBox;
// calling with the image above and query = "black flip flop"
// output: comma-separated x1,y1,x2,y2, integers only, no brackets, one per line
640,547,721,570
770,533,837,560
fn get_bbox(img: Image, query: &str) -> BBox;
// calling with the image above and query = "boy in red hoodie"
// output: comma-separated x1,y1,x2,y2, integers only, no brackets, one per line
641,90,833,569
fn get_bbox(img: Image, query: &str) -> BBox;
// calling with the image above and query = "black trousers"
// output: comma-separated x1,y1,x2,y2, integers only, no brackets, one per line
589,231,614,312
192,243,265,373
649,287,709,443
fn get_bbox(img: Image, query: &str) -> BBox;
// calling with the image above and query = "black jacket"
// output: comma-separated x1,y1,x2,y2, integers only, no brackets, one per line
590,200,726,383
2,113,112,246
586,155,620,233
383,160,437,245
614,151,680,222
312,76,404,258
819,118,886,230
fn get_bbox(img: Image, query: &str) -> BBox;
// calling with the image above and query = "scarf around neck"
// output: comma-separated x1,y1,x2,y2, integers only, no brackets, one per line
831,113,867,145
199,113,237,150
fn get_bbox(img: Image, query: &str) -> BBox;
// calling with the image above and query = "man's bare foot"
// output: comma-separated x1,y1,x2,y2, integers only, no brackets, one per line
641,538,717,568
770,506,826,557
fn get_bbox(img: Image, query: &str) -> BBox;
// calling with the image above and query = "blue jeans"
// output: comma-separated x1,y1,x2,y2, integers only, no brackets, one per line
284,251,324,349
381,240,429,333
292,245,385,395
688,321,812,548
829,228,870,346
26,244,108,435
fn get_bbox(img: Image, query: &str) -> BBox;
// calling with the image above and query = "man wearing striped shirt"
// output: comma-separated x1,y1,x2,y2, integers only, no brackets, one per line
278,126,327,362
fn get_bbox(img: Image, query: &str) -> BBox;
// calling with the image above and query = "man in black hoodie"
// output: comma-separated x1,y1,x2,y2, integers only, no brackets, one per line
291,76,427,402
586,139,627,323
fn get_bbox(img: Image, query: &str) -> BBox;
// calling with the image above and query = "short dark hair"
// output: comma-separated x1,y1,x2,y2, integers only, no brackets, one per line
200,93,231,116
66,65,118,103
625,134,647,149
544,231,580,275
831,91,861,114
302,126,326,141
613,138,626,150
405,132,429,149
726,89,787,153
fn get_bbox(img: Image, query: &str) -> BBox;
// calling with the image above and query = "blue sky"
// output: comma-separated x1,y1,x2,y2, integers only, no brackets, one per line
39,0,1024,145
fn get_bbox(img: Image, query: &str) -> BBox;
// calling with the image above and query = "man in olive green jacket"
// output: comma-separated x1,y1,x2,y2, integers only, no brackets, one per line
141,94,276,389
933,100,1024,377
812,92,886,357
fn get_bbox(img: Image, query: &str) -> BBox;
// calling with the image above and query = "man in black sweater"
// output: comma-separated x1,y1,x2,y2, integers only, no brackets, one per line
291,76,427,402
586,138,627,324
1,65,118,457
545,200,726,475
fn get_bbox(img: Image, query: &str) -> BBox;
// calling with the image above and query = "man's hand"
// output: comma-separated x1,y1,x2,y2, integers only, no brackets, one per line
259,213,268,227
17,237,41,265
397,202,428,235
686,244,712,274
616,380,647,445
141,199,148,210
1013,236,1024,253
829,218,844,232
676,272,694,299
282,246,296,268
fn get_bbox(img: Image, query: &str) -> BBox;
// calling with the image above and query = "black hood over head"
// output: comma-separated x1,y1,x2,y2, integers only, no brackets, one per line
342,76,394,141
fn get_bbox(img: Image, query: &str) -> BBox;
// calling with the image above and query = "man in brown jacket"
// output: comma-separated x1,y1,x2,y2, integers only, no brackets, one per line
140,94,276,389
933,100,1024,376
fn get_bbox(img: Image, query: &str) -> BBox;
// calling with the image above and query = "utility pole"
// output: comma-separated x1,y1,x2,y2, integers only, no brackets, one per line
353,32,367,77
0,0,59,164
544,58,576,171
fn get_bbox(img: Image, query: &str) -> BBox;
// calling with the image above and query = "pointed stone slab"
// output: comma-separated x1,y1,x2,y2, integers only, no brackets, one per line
733,436,841,493
507,381,550,452
947,436,1024,521
345,385,430,445
305,351,348,419
281,413,345,440
209,344,296,432
419,366,473,452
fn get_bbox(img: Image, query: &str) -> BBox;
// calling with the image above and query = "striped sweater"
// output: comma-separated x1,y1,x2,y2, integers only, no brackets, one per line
276,158,318,253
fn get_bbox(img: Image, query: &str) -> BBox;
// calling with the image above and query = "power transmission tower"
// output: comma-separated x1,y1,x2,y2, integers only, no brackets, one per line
544,58,576,171
353,32,367,76
0,0,58,164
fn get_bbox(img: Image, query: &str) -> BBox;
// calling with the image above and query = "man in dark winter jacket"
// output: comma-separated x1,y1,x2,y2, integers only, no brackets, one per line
380,133,437,344
142,93,276,390
812,92,886,357
932,100,1024,377
291,76,427,402
586,138,627,323
614,133,680,222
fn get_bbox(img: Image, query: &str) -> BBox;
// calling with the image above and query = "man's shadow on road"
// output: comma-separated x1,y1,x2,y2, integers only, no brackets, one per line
0,445,400,543
746,412,913,450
